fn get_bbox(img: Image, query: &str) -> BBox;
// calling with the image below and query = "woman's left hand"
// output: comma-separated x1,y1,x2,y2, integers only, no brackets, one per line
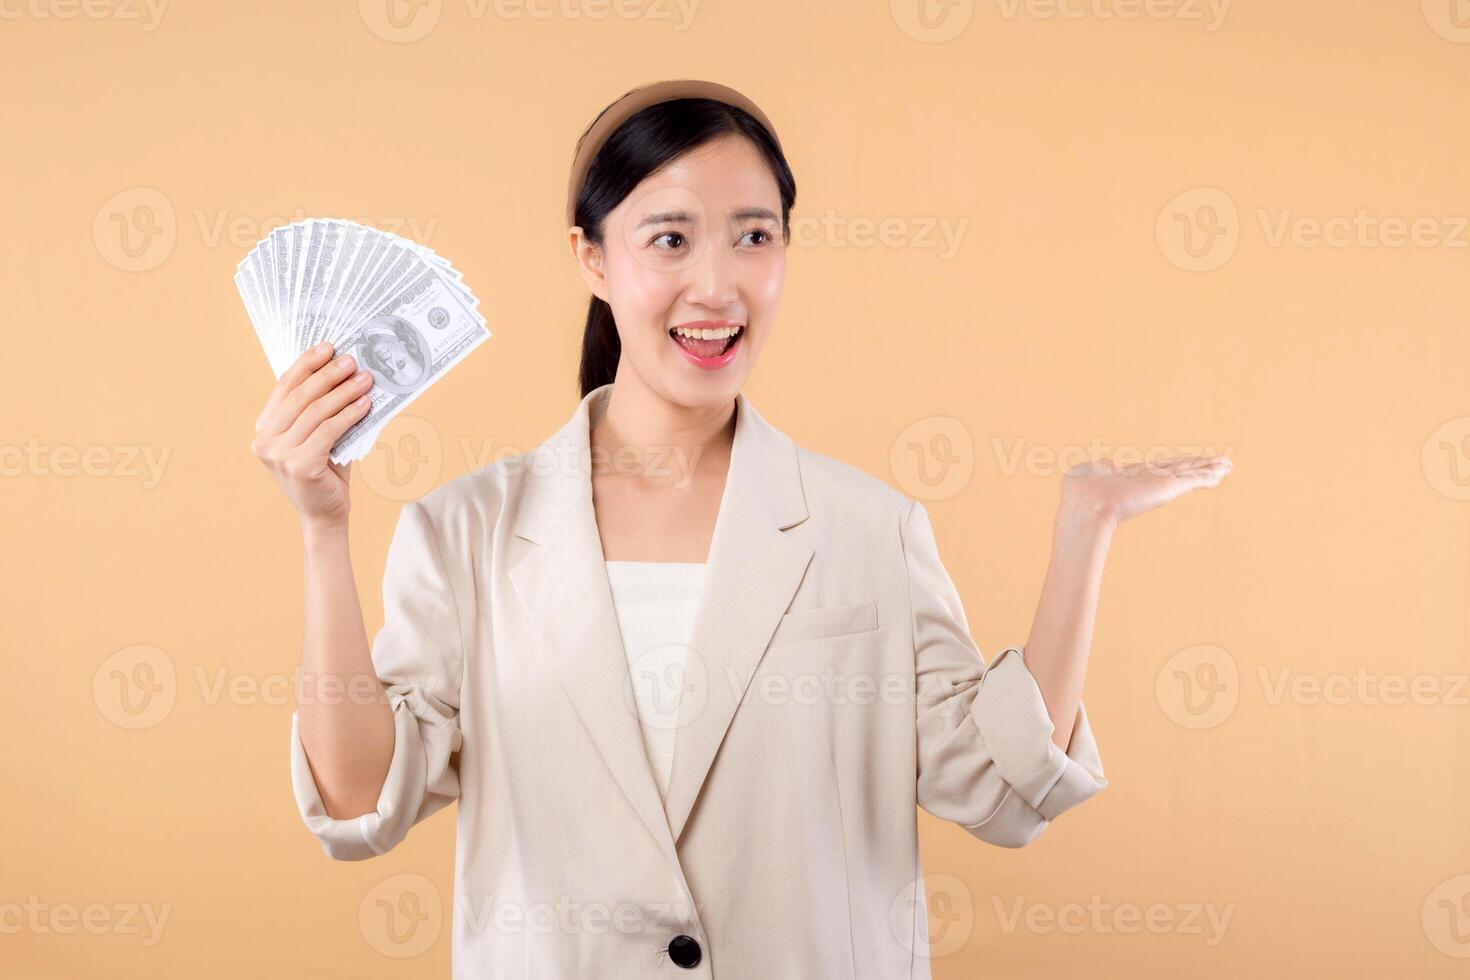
1061,454,1233,529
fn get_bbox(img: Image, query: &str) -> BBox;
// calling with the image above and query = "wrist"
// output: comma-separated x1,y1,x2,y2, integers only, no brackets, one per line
301,517,351,549
1053,490,1117,544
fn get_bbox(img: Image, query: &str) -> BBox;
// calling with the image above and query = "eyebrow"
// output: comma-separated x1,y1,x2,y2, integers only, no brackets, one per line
634,207,780,229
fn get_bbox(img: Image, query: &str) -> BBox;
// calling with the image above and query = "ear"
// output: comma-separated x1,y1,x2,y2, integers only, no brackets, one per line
568,225,610,304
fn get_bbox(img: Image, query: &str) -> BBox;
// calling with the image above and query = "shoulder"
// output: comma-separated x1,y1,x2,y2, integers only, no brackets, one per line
392,451,533,536
790,440,916,529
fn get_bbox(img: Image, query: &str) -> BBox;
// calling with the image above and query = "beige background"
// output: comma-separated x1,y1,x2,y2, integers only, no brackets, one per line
3,0,1468,976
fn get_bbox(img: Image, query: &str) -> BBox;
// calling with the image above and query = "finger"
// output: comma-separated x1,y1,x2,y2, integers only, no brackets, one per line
299,389,375,461
1180,456,1232,476
281,369,374,449
263,353,362,438
1114,458,1162,476
258,343,334,430
1138,457,1181,476
1165,456,1225,476
258,347,348,436
1154,458,1200,477
1184,464,1231,487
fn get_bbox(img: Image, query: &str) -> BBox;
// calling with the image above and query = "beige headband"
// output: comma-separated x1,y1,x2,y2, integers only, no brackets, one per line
565,79,782,230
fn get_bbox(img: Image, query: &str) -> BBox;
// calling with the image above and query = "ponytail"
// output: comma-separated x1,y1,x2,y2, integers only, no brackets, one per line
578,295,620,398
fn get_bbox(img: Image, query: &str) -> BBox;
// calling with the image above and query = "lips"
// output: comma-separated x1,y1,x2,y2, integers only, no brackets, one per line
669,325,741,358
669,323,744,370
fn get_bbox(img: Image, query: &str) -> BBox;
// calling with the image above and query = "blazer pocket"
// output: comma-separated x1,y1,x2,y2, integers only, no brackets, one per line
768,599,879,648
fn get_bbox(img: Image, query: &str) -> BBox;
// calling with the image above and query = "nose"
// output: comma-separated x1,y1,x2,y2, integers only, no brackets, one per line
682,234,739,311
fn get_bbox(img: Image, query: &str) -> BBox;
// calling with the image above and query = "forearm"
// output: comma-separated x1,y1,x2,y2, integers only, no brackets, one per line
296,521,396,820
1022,494,1115,752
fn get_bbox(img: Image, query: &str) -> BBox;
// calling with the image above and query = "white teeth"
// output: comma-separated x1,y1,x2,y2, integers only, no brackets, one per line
672,324,742,340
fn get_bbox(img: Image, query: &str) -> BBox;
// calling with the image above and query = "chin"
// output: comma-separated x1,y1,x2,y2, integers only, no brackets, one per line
660,366,747,410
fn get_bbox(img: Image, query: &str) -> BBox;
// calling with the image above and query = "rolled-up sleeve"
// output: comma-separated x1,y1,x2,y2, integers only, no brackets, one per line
289,500,465,861
901,498,1108,848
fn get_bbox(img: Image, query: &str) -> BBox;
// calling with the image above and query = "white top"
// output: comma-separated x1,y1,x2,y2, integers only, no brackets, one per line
603,560,706,802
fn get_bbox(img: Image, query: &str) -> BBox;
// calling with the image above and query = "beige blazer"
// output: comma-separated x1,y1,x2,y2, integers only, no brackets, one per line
289,382,1108,979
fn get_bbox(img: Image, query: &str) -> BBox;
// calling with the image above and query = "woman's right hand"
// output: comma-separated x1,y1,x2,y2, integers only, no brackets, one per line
251,342,376,531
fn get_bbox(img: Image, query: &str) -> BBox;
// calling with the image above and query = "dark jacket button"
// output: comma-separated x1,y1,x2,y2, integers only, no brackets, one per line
668,934,702,969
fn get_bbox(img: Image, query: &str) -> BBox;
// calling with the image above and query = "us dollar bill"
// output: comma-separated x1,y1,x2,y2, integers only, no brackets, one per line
329,262,489,464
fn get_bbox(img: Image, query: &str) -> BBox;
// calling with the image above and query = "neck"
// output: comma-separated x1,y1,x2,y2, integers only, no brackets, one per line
591,376,734,490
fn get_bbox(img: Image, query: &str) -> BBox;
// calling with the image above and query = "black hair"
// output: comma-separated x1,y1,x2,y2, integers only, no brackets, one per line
570,92,797,398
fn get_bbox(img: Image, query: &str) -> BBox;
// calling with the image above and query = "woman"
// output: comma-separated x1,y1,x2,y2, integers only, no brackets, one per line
252,79,1231,978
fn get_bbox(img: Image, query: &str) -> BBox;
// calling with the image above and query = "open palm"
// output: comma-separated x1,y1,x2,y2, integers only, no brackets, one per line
1063,455,1233,527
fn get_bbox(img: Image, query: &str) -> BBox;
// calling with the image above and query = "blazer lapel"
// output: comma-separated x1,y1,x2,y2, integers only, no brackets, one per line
508,383,813,872
661,398,812,843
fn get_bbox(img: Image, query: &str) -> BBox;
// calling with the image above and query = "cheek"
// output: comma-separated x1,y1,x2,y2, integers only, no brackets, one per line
607,254,681,325
746,254,786,310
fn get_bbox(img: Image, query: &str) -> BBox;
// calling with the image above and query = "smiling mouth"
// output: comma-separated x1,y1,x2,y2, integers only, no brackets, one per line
669,324,743,360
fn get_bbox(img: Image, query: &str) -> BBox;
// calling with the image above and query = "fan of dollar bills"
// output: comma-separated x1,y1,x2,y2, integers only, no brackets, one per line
233,218,491,464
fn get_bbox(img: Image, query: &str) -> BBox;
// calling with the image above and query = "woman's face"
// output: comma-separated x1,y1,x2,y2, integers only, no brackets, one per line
572,133,786,410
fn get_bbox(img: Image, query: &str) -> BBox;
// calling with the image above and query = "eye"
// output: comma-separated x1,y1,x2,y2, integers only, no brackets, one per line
651,231,687,251
740,228,775,247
